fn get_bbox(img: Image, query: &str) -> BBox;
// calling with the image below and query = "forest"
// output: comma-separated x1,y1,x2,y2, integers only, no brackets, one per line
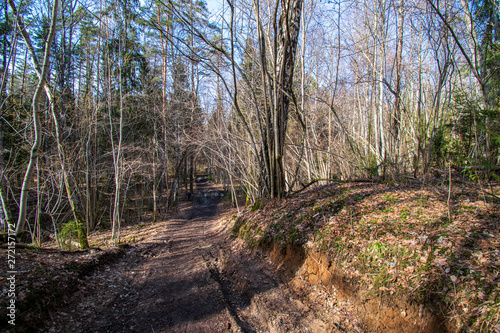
0,0,499,244
1,0,500,331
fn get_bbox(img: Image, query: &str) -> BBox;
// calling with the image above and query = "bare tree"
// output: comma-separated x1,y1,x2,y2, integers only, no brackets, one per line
9,0,59,237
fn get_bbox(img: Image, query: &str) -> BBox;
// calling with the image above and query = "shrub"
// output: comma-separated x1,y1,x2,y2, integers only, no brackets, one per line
58,220,89,250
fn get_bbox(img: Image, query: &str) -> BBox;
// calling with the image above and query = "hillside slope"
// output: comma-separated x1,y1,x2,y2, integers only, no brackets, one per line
232,180,500,332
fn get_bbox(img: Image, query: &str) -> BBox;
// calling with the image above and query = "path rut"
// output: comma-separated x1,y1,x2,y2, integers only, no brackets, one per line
43,182,358,333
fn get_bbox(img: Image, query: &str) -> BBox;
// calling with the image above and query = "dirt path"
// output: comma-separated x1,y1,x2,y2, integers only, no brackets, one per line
42,181,362,333
43,182,232,332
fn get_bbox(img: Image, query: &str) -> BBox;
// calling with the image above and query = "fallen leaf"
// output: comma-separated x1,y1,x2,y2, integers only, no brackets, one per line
435,258,447,266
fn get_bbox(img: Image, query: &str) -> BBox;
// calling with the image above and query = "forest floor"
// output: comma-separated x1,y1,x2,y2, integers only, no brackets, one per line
1,176,499,332
0,178,362,333
232,176,500,332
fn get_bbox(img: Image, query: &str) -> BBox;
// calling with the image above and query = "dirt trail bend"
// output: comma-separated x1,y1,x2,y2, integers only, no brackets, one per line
44,181,357,333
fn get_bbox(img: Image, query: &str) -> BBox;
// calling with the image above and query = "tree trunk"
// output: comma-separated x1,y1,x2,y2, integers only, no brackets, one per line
255,0,304,199
11,0,59,237
168,150,187,208
189,154,194,195
393,0,404,162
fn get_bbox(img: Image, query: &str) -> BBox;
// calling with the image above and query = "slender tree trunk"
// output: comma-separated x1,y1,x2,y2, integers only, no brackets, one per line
393,0,404,163
377,0,386,170
0,188,10,231
189,155,194,195
168,150,187,207
153,122,158,222
300,8,311,182
49,90,88,248
157,3,171,213
11,0,59,237
112,36,125,243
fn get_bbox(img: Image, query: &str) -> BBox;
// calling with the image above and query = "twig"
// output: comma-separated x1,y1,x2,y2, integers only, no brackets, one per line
0,243,102,253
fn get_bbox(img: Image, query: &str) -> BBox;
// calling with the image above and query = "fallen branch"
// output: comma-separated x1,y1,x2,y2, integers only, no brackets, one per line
288,178,330,196
0,243,102,253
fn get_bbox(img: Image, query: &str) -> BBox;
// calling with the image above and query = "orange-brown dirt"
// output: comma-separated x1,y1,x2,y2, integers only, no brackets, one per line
263,243,447,332
232,179,500,332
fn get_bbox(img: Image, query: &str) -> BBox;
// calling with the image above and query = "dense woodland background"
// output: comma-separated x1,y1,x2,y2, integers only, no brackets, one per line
0,0,498,245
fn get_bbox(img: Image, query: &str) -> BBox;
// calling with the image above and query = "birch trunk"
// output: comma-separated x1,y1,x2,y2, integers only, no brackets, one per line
11,0,59,237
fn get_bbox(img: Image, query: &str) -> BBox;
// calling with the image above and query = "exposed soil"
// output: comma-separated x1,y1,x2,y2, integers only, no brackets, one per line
1,179,362,333
41,192,233,332
5,178,496,332
232,179,500,332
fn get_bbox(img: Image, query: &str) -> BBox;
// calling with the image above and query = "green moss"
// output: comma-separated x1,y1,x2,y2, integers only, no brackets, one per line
251,199,263,211
232,217,245,235
238,222,253,240
312,205,322,214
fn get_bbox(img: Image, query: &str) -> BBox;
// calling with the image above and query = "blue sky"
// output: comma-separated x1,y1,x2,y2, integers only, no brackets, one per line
206,0,222,15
